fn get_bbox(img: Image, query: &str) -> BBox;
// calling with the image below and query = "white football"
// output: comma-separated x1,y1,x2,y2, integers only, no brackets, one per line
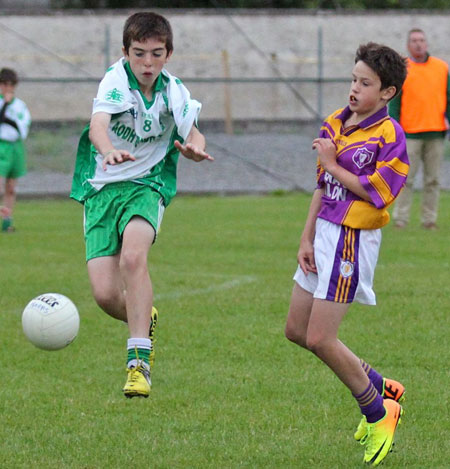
22,293,80,351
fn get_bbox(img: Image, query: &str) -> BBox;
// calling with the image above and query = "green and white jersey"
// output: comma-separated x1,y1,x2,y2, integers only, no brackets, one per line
71,58,201,205
0,96,31,142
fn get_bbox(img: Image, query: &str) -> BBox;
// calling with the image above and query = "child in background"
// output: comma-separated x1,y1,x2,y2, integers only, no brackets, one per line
285,43,408,466
0,68,31,232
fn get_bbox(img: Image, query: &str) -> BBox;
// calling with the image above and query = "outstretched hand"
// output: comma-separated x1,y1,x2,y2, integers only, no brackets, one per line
174,140,213,162
102,149,136,171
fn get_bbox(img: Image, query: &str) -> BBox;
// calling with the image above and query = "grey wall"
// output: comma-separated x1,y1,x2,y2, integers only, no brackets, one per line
1,10,449,122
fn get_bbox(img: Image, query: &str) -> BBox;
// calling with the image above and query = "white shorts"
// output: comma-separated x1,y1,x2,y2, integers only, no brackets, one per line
293,218,381,305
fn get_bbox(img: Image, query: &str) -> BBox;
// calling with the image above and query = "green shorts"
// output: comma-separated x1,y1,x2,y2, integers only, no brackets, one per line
0,140,27,178
83,181,166,261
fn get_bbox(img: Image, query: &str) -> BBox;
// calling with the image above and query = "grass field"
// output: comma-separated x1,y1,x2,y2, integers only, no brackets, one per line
1,192,449,468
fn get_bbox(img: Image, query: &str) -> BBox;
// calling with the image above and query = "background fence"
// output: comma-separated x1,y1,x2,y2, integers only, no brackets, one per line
2,10,450,125
1,10,449,196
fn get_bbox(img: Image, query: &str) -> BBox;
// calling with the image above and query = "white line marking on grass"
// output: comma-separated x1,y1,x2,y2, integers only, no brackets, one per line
154,275,256,300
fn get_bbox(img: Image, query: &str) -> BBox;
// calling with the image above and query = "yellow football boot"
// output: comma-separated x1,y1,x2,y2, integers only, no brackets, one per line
354,415,368,442
123,361,151,398
149,306,159,368
354,378,405,441
363,399,403,466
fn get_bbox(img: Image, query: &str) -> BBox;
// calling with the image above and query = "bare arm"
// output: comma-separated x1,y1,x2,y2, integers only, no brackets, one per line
174,126,213,162
312,138,371,201
298,187,324,275
89,112,135,170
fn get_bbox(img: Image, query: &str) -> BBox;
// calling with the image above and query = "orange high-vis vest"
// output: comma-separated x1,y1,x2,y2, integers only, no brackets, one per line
400,57,449,134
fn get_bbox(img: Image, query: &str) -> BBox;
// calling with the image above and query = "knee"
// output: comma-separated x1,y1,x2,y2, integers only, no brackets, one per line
306,333,333,357
92,285,121,314
285,323,307,348
119,248,146,275
305,336,319,355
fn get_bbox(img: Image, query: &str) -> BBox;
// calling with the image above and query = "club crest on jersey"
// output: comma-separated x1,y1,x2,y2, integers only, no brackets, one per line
339,260,354,278
352,147,374,169
105,88,125,103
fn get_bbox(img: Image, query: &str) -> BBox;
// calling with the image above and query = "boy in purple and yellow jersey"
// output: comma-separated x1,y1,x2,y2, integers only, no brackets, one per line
285,43,408,466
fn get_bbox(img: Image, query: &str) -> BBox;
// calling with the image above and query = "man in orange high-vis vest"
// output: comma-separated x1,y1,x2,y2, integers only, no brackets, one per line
389,29,450,230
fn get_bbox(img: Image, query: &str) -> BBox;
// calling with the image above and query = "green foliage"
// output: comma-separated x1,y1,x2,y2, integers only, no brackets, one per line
0,193,449,467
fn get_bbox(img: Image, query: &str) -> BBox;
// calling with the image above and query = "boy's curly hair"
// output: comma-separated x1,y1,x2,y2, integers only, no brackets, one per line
123,12,173,55
355,43,407,98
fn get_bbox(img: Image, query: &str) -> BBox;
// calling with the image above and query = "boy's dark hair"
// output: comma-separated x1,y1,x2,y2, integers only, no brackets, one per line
355,42,407,99
123,12,173,55
0,68,18,85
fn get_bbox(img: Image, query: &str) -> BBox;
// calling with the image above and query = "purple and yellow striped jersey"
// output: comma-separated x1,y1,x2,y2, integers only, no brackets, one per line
316,106,409,229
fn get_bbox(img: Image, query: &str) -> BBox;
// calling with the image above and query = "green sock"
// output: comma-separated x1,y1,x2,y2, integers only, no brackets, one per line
127,347,150,364
127,338,151,367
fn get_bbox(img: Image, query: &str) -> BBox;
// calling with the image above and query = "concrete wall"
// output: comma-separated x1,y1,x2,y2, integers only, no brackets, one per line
1,10,449,122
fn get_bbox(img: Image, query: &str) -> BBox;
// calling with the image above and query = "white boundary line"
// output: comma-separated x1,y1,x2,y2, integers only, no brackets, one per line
154,275,256,301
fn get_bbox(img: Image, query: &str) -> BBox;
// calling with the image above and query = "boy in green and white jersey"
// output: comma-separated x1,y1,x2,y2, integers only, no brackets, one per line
0,68,31,232
71,12,213,398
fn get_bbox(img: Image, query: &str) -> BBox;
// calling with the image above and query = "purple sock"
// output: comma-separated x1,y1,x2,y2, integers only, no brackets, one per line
360,359,384,395
353,382,386,423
